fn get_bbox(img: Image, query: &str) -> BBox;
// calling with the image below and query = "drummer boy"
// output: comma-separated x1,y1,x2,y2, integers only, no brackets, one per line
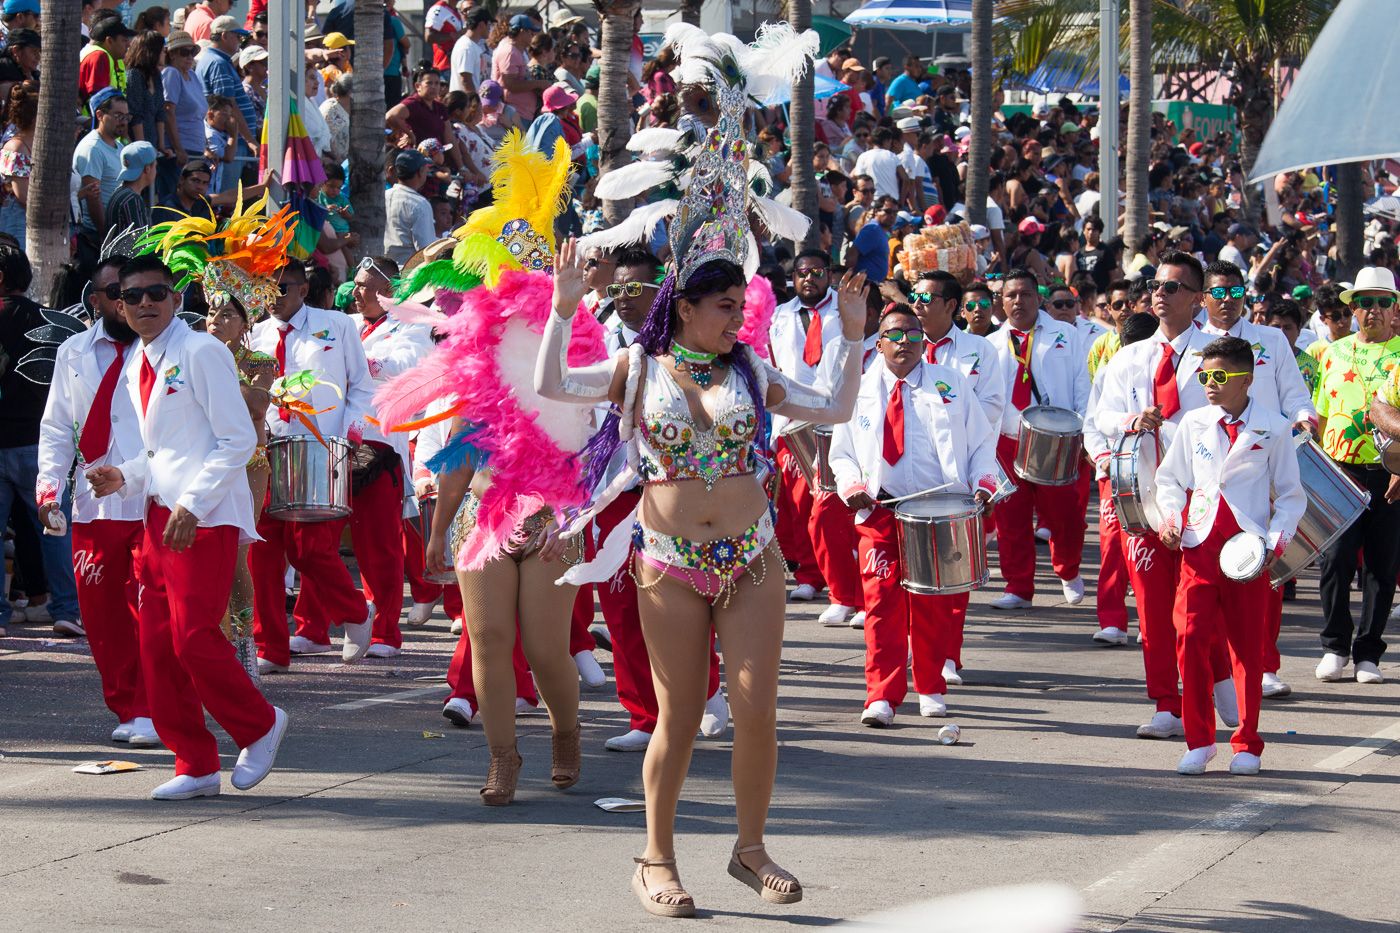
1154,336,1306,777
829,306,1001,728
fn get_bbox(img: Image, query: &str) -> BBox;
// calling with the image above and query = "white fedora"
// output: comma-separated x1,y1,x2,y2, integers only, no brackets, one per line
1340,266,1400,304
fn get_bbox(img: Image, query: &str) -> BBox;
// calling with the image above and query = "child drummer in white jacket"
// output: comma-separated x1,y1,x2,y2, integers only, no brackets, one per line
1154,336,1306,776
829,307,1001,728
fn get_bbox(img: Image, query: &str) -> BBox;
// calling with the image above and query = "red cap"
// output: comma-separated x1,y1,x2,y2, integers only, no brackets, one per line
923,204,948,226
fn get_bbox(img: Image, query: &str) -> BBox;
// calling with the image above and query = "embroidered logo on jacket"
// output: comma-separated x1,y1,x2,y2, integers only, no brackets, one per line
163,365,185,392
933,380,956,403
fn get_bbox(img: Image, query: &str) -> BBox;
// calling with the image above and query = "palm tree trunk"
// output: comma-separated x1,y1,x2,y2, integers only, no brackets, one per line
27,5,82,300
348,2,387,258
966,0,993,227
1123,0,1151,248
596,0,640,227
787,0,818,251
1231,61,1274,227
1335,162,1365,282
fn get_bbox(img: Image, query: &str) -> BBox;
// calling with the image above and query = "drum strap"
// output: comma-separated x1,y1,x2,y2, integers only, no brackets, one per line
1009,330,1044,406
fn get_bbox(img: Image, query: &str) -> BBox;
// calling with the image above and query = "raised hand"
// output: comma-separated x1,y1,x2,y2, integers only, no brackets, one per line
552,237,590,318
835,269,870,341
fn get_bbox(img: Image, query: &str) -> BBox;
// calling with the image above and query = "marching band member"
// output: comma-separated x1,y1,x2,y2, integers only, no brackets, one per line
1092,252,1239,739
988,268,1091,609
829,305,999,725
346,255,433,658
1154,336,1305,775
87,254,286,800
249,260,377,670
770,248,864,625
37,256,156,745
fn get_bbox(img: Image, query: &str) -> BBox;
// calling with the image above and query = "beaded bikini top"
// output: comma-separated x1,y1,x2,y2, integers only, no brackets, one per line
637,362,757,489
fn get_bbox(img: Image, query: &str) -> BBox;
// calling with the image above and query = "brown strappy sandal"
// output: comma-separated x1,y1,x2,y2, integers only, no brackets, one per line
480,744,522,806
727,843,803,904
551,723,581,789
631,857,696,918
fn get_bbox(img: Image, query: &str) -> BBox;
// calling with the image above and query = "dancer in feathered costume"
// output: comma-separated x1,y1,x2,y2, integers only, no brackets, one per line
137,191,295,683
374,130,608,805
534,24,869,917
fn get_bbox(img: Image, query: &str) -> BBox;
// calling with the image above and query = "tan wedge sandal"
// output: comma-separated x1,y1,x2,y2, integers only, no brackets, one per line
551,723,581,789
480,744,522,806
727,843,803,904
631,857,696,918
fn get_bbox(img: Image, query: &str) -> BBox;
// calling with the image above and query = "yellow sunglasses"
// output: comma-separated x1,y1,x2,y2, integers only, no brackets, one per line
1195,369,1251,386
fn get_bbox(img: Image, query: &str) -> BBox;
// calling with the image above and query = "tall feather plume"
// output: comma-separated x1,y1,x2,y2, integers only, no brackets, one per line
380,294,448,328
452,233,522,288
458,131,573,252
577,199,678,252
374,351,456,432
594,159,679,201
744,23,820,86
627,127,685,153
661,22,709,61
751,194,812,244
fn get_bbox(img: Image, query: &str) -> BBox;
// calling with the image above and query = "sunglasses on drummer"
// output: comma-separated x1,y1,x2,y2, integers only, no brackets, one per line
964,298,992,311
1146,279,1197,295
880,327,926,344
119,284,174,304
1351,295,1397,310
1195,369,1251,386
606,281,658,298
1048,298,1078,310
1207,285,1247,300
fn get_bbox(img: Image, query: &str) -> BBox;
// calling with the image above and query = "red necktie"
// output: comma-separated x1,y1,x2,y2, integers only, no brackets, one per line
275,323,292,422
360,315,388,341
882,379,905,465
78,340,127,463
925,335,952,364
1153,342,1181,421
801,311,823,367
1220,417,1240,449
138,354,156,415
1009,330,1032,411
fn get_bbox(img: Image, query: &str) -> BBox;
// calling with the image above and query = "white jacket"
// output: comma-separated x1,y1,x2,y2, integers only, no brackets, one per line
1082,370,1112,477
36,321,146,523
925,324,1006,428
991,310,1091,435
251,304,375,441
114,318,258,539
1198,317,1317,426
348,311,433,467
1154,401,1305,553
829,357,1000,524
1092,324,1216,451
770,288,844,435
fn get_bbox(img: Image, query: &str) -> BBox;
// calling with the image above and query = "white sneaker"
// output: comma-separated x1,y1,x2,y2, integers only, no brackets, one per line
442,697,475,728
150,772,220,800
1229,751,1262,775
1060,576,1085,605
790,583,819,602
848,610,867,630
126,717,161,747
1176,745,1217,775
515,697,541,716
1315,652,1349,682
604,728,653,752
1214,678,1240,729
574,650,606,690
1137,710,1185,739
288,636,333,655
860,700,895,727
918,693,947,717
341,602,374,663
1390,604,1400,623
257,657,290,675
450,617,463,636
989,592,1033,611
52,619,85,637
24,603,53,624
818,603,857,626
1356,661,1385,684
365,643,400,658
111,720,135,742
406,601,435,626
942,659,962,686
1261,672,1291,699
231,707,288,791
699,689,729,738
1093,626,1128,646
1035,527,1052,542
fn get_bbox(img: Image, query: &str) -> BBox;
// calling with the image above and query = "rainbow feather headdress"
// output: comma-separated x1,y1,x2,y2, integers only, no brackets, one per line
137,188,296,321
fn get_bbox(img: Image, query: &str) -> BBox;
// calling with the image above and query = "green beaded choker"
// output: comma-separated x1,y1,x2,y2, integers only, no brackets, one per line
670,341,718,388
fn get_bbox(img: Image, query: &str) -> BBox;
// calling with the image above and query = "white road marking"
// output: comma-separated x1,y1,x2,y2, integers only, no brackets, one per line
1313,720,1400,771
326,685,445,711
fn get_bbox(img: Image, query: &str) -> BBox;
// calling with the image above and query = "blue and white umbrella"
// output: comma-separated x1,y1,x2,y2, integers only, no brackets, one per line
1017,50,1129,97
844,0,974,34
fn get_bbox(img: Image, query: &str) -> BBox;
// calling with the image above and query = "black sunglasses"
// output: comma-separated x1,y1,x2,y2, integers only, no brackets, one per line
98,283,122,300
1049,298,1077,310
120,284,174,304
1146,279,1194,295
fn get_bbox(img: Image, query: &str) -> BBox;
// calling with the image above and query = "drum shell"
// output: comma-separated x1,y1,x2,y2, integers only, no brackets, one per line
1219,531,1267,582
780,425,836,493
1109,431,1161,534
1269,437,1370,585
1014,406,1084,486
416,494,456,583
1373,429,1400,476
895,497,990,595
813,426,836,493
266,435,353,521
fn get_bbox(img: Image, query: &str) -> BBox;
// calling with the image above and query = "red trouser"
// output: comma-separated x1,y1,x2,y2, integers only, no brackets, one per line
570,585,596,655
402,516,444,604
250,495,368,667
773,440,825,590
993,435,1086,599
1096,475,1130,631
855,507,968,707
71,519,149,722
445,620,537,706
1262,585,1284,674
1174,502,1268,755
140,505,275,776
594,491,719,733
349,461,407,648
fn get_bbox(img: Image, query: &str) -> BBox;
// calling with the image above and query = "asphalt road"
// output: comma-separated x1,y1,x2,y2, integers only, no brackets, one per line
3,528,1399,932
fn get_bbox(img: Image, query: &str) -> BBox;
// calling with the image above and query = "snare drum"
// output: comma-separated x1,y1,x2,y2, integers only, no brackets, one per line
1374,429,1400,476
415,494,456,583
1014,406,1085,486
1268,435,1370,585
1109,430,1162,534
895,494,990,595
266,435,353,521
1219,531,1267,582
779,424,836,492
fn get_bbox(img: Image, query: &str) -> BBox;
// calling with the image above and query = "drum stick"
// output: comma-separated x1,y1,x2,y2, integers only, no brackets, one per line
878,483,956,505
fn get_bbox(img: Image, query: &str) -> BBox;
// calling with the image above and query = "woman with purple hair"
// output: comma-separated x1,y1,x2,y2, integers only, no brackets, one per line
537,236,868,916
